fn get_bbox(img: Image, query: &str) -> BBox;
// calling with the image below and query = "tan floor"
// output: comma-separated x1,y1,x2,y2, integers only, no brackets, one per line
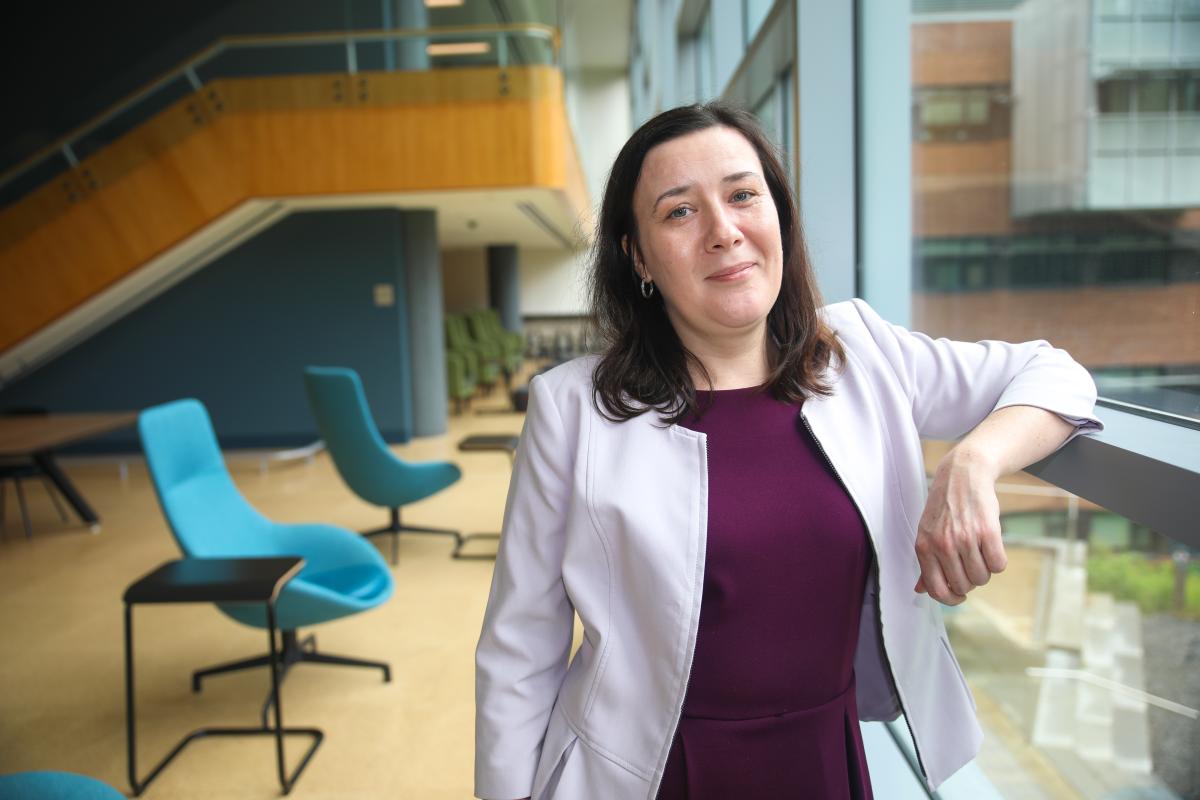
0,384,534,799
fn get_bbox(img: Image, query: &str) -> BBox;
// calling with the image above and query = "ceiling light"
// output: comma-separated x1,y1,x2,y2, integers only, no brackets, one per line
424,0,465,7
426,41,491,56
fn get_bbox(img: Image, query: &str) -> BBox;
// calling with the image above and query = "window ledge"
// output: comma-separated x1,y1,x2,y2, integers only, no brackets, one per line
1026,406,1200,549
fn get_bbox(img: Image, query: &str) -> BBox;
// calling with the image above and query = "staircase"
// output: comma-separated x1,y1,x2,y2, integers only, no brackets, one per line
0,27,588,388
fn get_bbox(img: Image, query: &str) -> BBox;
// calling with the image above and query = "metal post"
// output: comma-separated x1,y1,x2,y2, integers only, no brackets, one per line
184,67,203,91
497,33,507,69
62,144,79,169
1174,549,1190,612
124,604,139,795
346,38,358,75
267,602,289,792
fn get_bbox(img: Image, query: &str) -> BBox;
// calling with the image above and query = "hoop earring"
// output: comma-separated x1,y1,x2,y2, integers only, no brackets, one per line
640,279,655,299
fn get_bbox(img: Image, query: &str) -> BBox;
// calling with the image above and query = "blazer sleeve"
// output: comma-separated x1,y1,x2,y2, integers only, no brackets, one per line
849,297,1104,445
475,373,575,800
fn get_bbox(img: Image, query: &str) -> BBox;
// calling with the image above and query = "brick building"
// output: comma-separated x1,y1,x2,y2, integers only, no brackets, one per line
911,1,1200,378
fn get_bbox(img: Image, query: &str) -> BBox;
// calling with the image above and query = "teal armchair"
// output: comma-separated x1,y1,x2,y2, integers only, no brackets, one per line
138,399,394,723
303,367,463,563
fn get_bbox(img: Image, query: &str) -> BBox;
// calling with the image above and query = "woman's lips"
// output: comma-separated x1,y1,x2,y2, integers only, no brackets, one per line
707,262,755,281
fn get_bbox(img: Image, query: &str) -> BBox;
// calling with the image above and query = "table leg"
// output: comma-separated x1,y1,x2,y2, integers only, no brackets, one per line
124,604,139,795
32,451,99,530
123,600,322,796
268,604,288,792
267,602,322,794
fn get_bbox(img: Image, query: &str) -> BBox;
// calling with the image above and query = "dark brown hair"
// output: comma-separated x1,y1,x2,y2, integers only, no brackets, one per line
588,101,845,423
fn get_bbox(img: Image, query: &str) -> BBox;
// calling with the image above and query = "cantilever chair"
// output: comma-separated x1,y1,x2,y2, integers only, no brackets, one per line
138,399,394,723
303,367,463,563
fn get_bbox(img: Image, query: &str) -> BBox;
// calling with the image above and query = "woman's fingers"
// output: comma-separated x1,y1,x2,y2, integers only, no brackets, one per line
914,453,1007,605
915,541,966,605
937,546,973,601
980,527,1008,574
960,538,993,588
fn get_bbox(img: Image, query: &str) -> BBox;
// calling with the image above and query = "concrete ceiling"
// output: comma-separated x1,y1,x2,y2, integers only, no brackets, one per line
561,0,631,70
286,186,588,250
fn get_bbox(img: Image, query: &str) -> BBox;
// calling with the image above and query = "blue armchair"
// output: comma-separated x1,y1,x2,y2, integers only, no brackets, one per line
138,399,394,722
303,367,462,563
0,771,124,800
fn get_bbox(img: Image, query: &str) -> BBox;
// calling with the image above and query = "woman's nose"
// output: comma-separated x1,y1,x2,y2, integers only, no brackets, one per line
705,205,743,251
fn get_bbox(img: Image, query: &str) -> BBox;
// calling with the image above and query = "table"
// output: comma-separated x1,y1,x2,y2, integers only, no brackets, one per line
452,435,520,560
456,434,518,464
123,557,322,796
0,412,137,531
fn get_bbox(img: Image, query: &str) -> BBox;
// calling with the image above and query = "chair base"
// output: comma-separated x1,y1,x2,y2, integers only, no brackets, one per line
191,630,390,727
453,532,500,560
363,507,461,565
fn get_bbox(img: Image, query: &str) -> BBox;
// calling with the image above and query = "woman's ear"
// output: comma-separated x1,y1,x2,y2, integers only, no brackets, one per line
621,235,648,281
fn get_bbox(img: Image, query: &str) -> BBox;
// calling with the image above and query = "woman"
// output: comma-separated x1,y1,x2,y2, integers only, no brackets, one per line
474,102,1102,800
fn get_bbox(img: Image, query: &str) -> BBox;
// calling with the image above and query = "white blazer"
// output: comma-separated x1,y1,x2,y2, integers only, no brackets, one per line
475,298,1103,800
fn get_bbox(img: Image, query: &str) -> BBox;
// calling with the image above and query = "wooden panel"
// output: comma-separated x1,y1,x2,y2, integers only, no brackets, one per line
0,66,586,353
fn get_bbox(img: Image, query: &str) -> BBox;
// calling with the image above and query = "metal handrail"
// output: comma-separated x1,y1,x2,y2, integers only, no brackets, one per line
1025,667,1200,719
0,23,559,194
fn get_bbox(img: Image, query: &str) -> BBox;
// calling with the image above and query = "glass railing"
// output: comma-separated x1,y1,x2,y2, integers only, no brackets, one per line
931,468,1200,798
0,24,559,209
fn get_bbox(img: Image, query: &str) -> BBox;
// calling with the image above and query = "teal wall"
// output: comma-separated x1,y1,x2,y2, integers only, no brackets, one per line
0,208,414,451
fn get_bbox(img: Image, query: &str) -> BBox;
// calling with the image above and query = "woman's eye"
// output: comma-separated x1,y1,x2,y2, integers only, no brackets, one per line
732,190,754,202
668,207,690,219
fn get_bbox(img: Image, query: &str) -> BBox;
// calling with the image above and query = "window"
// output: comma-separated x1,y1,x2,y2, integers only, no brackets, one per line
904,6,1200,792
744,0,773,45
1099,78,1134,112
912,86,1010,142
1137,76,1172,113
696,7,715,101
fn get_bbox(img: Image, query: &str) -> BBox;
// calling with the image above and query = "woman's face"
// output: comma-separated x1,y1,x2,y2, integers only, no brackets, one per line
630,125,783,348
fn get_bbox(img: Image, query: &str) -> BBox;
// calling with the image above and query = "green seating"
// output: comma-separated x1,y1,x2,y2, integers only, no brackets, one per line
445,313,500,390
446,351,475,414
467,309,523,378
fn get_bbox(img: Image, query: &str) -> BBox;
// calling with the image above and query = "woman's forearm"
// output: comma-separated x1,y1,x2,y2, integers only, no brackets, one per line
942,404,1077,480
914,404,1078,603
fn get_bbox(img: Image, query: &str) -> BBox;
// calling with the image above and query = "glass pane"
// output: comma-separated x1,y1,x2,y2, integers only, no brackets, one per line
744,0,774,44
1098,79,1134,113
1182,23,1200,58
921,437,1200,799
1137,22,1175,60
753,80,784,154
1137,78,1172,113
1140,0,1176,18
1096,21,1134,59
1097,0,1134,16
911,1,1200,431
923,92,965,125
964,90,990,124
697,9,714,100
1181,75,1200,112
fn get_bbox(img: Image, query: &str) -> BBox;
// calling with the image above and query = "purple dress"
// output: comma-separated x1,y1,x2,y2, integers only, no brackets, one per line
656,386,875,800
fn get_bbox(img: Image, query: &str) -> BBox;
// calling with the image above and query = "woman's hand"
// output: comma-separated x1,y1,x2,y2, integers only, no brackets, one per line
913,445,1006,605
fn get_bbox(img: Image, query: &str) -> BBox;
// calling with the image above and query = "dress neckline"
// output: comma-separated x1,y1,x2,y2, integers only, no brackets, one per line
693,384,767,395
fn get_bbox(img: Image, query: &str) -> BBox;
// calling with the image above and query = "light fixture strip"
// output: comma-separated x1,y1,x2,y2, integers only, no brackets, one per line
426,41,491,56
